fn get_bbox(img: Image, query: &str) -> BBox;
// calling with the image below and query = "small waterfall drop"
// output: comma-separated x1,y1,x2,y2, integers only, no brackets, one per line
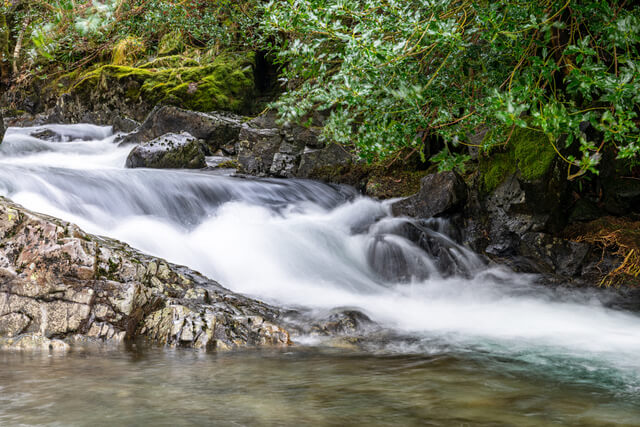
2,123,640,390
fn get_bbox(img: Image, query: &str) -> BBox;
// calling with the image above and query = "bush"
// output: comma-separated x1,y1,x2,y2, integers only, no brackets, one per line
262,0,640,177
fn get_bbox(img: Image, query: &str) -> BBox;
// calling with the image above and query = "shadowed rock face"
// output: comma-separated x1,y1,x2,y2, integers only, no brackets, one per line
0,197,290,351
0,110,4,142
392,171,467,219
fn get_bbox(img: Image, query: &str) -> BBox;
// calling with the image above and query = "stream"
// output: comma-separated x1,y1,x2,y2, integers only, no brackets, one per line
1,124,640,425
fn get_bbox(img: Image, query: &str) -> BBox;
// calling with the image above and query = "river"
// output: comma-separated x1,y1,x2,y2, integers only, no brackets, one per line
1,124,640,425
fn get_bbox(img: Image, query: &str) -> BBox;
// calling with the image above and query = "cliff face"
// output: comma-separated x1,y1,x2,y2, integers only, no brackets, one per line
0,197,290,351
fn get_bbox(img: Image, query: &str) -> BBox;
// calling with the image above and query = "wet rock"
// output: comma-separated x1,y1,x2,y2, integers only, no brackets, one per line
602,177,640,216
237,126,283,176
0,197,290,351
310,310,375,336
118,106,243,155
519,232,591,276
392,171,467,218
0,334,70,352
296,144,354,179
125,132,206,169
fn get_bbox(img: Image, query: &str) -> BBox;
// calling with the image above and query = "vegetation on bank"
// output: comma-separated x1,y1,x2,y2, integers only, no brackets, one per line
1,0,639,179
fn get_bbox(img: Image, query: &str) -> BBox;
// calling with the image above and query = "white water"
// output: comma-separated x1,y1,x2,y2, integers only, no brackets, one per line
2,124,640,388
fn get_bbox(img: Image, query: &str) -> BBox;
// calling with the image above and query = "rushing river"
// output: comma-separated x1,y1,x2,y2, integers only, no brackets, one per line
1,124,640,425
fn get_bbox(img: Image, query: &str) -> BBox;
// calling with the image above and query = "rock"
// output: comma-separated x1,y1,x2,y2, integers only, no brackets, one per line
296,144,353,179
392,171,467,218
125,132,207,169
0,110,4,142
119,106,243,155
310,310,375,336
237,126,284,176
602,177,640,215
519,232,591,276
0,197,290,351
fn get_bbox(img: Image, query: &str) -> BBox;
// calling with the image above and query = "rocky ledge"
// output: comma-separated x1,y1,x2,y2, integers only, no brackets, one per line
0,197,290,351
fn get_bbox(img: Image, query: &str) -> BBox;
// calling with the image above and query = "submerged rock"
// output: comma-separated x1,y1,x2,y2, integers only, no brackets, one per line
125,132,206,169
0,197,290,351
392,171,467,218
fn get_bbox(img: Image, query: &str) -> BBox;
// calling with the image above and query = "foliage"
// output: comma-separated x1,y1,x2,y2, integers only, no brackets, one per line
262,0,640,177
2,0,259,77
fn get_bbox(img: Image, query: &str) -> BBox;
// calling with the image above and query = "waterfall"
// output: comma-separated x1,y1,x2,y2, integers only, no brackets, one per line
2,123,640,388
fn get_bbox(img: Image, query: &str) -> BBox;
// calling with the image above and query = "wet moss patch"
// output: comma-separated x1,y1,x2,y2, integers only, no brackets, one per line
63,52,255,114
479,127,555,192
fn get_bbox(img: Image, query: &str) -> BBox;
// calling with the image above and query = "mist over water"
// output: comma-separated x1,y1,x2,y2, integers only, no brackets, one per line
2,124,640,396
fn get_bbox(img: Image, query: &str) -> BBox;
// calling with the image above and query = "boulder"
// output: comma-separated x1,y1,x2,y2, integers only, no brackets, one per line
119,106,243,154
296,144,353,179
392,171,467,218
236,126,284,176
125,132,206,169
0,197,290,351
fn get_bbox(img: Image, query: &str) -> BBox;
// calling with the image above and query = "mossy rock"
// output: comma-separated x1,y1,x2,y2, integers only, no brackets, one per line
66,52,255,114
158,30,185,56
479,127,555,192
139,55,200,69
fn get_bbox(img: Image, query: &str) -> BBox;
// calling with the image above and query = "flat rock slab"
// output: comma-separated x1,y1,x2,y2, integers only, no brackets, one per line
0,197,290,351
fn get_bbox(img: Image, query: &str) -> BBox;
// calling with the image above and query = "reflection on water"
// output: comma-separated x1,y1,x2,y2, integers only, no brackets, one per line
1,347,640,426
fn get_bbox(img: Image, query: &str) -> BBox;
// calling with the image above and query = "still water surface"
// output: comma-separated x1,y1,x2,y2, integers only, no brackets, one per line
2,347,640,426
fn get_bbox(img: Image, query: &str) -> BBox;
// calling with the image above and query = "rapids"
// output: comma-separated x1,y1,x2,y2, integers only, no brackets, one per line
2,124,640,415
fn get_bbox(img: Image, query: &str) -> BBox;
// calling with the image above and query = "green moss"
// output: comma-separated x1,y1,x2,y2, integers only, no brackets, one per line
480,152,516,192
479,127,555,192
139,55,199,69
217,160,239,169
513,127,555,181
65,52,255,113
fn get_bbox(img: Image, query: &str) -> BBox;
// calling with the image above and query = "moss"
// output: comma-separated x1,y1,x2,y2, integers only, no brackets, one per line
512,127,555,181
158,30,185,56
112,36,145,66
478,127,555,192
217,160,239,169
139,55,199,69
66,52,255,113
480,152,516,192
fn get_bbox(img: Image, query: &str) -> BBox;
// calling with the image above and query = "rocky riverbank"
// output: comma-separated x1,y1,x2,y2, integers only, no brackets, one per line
0,197,291,351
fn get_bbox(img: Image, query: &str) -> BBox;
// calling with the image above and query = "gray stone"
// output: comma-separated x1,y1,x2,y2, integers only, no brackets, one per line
0,197,291,351
297,144,353,178
125,132,206,169
392,171,467,218
236,126,283,176
119,106,243,155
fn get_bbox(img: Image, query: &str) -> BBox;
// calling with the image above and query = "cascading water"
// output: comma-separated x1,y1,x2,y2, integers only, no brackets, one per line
2,123,640,400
